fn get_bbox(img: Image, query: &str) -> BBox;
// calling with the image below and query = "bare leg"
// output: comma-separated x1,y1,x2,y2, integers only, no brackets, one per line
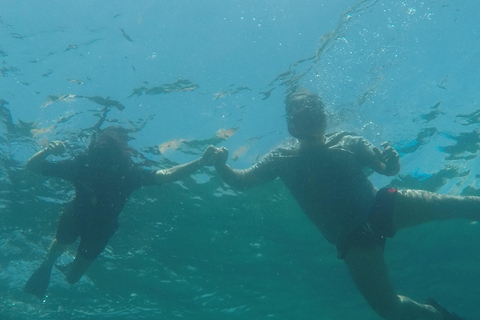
343,245,442,320
65,253,92,284
393,189,480,232
45,239,69,265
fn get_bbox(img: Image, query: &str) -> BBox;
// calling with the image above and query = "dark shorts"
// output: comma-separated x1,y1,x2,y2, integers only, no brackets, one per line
56,205,119,261
337,188,397,259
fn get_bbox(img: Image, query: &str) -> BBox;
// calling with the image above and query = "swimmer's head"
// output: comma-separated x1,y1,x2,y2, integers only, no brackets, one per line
88,126,133,168
285,88,327,140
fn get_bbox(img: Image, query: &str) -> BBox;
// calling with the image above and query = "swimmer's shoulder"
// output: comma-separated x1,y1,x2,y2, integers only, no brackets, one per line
324,131,362,147
255,138,300,164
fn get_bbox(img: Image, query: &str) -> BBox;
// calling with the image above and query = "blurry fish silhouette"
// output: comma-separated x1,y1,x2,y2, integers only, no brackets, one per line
121,28,133,42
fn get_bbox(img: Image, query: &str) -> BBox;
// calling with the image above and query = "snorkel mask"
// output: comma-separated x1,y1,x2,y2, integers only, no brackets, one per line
285,89,327,140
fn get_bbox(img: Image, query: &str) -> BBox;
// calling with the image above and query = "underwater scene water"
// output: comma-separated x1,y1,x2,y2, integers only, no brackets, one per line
1,0,480,319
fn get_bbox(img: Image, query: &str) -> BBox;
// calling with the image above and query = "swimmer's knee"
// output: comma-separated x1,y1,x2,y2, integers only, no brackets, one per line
372,295,436,320
369,295,404,320
66,254,93,284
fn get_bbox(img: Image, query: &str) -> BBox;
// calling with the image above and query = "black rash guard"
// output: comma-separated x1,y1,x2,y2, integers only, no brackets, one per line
38,154,157,259
39,154,157,220
246,132,380,246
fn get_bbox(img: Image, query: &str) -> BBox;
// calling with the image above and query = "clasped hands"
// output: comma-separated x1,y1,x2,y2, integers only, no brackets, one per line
199,145,229,167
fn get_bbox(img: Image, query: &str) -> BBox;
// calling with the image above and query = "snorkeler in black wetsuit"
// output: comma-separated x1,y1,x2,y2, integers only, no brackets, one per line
212,88,476,320
24,127,217,299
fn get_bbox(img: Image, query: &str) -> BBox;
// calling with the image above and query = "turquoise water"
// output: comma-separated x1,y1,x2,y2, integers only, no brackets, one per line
1,0,479,319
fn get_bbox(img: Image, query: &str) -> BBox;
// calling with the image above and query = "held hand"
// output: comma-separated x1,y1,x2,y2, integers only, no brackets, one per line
374,142,400,174
199,146,229,167
214,147,229,167
45,140,66,156
199,145,218,166
380,142,400,164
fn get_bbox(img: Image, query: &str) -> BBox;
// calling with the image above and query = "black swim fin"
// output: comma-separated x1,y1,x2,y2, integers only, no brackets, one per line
24,262,53,299
54,261,72,276
426,298,470,320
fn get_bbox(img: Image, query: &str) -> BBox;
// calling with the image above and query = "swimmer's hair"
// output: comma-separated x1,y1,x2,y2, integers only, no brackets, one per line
97,126,130,145
89,126,132,156
284,87,325,111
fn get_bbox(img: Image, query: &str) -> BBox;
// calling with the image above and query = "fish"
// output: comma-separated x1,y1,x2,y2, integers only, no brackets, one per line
121,28,133,42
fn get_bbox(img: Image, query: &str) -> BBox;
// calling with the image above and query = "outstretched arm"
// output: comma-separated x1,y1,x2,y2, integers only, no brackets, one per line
26,141,65,173
213,147,275,189
370,142,401,176
154,145,217,184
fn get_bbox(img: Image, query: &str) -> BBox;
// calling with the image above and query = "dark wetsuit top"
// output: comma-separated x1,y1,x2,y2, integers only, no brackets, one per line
247,132,380,247
39,154,157,259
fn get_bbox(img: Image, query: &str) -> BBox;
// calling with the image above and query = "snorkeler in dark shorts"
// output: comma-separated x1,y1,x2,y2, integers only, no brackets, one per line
55,202,120,261
337,187,398,259
24,127,217,299
211,88,477,320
